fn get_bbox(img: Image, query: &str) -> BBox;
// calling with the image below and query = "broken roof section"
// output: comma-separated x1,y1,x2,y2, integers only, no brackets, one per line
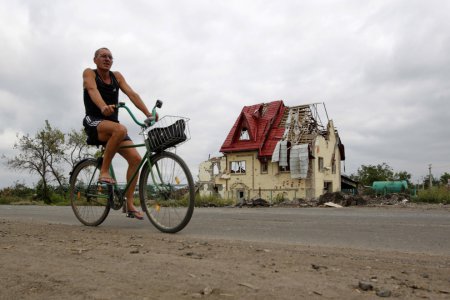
220,100,343,159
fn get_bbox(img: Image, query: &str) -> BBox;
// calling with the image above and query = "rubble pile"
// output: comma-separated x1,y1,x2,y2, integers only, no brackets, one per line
239,192,412,208
239,198,271,207
318,192,411,207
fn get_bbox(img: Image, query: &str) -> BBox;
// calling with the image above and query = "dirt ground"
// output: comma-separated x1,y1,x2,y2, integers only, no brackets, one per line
1,216,449,300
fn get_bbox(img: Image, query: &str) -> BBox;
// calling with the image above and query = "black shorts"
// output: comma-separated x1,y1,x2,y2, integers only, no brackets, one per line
83,115,131,146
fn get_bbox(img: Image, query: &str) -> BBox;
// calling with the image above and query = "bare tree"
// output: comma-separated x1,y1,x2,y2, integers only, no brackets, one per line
6,120,65,203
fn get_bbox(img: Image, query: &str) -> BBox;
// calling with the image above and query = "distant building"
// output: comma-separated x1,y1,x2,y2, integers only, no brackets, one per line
198,100,345,203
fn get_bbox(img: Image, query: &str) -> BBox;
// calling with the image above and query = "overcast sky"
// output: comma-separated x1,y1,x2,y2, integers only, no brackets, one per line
1,0,449,188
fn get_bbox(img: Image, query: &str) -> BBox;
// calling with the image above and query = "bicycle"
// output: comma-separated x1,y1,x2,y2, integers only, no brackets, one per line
69,100,195,233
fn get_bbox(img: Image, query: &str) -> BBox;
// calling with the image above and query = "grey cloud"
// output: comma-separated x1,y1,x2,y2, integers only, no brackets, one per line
0,0,449,188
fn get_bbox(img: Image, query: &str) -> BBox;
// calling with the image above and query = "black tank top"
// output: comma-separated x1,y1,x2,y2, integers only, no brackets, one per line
83,70,120,122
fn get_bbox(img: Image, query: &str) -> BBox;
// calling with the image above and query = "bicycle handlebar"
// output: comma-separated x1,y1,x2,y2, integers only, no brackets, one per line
116,100,162,128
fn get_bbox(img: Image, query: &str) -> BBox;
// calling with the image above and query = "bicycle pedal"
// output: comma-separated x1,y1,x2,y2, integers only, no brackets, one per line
126,212,135,218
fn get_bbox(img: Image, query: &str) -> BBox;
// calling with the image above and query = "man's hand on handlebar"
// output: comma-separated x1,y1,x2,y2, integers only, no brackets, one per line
101,104,116,117
144,113,159,126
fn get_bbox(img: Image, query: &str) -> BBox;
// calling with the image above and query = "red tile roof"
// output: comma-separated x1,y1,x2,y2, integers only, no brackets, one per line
220,100,287,158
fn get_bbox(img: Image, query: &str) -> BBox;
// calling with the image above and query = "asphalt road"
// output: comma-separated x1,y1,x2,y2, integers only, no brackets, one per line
1,205,449,255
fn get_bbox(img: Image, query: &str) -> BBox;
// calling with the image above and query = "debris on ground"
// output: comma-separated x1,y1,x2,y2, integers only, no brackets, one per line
238,198,270,207
324,202,343,208
317,192,413,207
358,281,374,291
243,192,422,208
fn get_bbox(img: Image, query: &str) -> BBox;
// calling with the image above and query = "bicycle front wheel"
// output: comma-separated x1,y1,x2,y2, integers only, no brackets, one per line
69,158,110,226
139,151,195,233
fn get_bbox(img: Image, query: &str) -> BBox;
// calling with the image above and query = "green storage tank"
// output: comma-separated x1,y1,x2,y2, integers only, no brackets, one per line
372,181,408,193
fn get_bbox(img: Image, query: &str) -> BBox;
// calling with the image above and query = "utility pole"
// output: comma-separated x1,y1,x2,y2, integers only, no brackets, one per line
429,164,432,188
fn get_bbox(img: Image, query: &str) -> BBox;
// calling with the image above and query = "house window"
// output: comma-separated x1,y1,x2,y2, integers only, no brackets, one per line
239,128,250,140
332,159,336,174
230,161,246,174
324,181,332,193
318,157,324,172
278,143,290,172
260,161,268,174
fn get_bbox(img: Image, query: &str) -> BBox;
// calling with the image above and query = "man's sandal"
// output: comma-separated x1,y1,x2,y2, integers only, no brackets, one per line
98,177,116,184
126,210,144,220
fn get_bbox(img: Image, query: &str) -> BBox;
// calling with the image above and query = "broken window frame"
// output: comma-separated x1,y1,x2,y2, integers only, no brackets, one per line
278,144,291,172
230,161,246,174
260,161,268,174
239,127,250,141
324,181,332,193
212,163,220,176
318,157,324,172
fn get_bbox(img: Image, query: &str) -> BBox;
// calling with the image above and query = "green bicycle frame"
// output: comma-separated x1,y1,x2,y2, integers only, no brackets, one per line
106,102,164,197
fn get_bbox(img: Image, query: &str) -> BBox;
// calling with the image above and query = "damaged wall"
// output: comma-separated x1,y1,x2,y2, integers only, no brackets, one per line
199,151,310,202
198,156,228,198
310,120,342,196
199,102,344,203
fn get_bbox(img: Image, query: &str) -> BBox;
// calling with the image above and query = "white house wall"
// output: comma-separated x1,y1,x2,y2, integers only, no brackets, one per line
311,120,342,198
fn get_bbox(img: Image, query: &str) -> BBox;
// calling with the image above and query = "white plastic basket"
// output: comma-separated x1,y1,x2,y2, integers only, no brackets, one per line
145,116,190,152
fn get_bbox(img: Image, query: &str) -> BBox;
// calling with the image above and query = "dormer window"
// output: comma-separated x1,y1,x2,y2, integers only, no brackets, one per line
239,127,250,140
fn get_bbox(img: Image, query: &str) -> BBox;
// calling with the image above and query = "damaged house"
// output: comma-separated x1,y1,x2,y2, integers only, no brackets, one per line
198,100,345,202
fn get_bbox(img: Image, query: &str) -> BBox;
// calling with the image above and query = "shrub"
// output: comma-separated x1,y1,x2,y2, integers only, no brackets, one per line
195,194,234,207
0,183,35,204
415,186,450,204
50,192,70,206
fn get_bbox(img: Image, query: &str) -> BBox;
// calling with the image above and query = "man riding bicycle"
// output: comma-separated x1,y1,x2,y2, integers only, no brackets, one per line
82,47,153,220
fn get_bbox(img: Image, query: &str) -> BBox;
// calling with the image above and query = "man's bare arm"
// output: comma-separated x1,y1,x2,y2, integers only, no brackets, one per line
114,71,152,117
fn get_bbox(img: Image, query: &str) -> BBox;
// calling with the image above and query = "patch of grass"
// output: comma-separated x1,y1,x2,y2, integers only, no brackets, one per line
0,191,70,206
49,193,71,206
0,196,43,205
0,196,19,205
195,195,235,207
415,186,450,204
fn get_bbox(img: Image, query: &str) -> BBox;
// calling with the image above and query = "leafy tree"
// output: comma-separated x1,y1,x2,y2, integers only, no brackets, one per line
393,170,412,185
440,172,450,185
6,120,65,203
353,163,394,186
64,128,93,169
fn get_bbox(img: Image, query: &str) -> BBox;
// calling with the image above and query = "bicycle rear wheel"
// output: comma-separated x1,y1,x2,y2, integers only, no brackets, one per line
139,151,195,233
70,158,110,226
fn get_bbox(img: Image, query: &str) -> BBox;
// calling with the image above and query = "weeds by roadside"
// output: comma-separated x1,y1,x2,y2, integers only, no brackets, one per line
194,195,234,207
2,183,449,207
415,186,450,204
